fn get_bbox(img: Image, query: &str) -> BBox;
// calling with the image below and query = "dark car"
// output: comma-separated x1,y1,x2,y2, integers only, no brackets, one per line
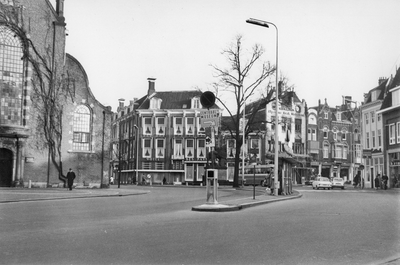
304,176,315,185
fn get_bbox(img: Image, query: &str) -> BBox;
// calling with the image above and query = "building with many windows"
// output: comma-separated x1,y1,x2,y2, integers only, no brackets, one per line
376,67,400,188
360,78,388,188
307,97,362,181
111,78,222,185
0,0,112,187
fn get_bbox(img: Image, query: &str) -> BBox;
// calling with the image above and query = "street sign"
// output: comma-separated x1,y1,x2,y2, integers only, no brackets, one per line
200,109,220,127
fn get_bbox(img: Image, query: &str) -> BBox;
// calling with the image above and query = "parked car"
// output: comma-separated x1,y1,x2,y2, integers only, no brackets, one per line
312,177,332,190
331,177,345,189
304,177,315,185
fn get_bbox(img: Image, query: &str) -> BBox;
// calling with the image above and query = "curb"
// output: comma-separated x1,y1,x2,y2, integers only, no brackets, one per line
192,193,303,212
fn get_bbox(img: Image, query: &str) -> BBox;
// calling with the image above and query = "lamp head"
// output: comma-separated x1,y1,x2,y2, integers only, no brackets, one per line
246,18,270,28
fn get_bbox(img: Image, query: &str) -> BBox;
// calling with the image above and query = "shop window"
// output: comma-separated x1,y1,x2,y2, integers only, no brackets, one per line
389,124,395,145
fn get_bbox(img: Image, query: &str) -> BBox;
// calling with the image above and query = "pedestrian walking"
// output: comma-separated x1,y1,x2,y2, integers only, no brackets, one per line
147,173,152,186
374,174,380,189
382,174,389,190
354,172,361,188
66,168,76,191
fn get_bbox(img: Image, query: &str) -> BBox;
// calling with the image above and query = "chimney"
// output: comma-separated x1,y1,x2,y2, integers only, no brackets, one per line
378,77,386,85
56,0,65,17
118,98,125,112
147,78,156,97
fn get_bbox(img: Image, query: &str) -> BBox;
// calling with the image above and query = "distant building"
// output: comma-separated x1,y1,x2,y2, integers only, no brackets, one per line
360,77,388,188
111,78,222,185
307,97,361,181
376,67,400,188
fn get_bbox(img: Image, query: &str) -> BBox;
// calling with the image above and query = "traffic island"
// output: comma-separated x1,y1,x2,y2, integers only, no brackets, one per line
192,203,242,212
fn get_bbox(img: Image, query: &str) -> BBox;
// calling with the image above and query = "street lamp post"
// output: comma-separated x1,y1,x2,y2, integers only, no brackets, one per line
134,125,139,185
246,18,280,196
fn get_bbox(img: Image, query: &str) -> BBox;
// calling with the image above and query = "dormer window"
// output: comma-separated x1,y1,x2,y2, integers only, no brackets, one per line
192,97,200,109
150,98,162,109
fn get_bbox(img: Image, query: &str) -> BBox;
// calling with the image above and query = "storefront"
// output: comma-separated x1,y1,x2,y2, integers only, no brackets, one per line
388,151,400,188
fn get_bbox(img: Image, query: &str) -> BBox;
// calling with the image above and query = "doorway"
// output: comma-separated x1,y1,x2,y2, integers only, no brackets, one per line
0,148,13,187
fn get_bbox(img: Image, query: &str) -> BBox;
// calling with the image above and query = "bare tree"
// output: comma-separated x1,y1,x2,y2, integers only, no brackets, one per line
1,2,74,184
211,35,276,187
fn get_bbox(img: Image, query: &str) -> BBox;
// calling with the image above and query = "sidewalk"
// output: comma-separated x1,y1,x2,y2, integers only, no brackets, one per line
0,186,302,211
0,187,148,203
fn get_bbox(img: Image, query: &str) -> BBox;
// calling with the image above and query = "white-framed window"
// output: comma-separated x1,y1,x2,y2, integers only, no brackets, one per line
250,138,259,149
156,117,165,135
343,145,348,159
197,139,206,159
143,139,152,158
372,131,376,148
73,105,92,151
186,139,194,158
227,139,236,158
341,129,347,141
197,117,205,135
324,112,328,119
150,97,162,109
371,111,375,123
192,97,200,109
377,114,381,122
389,124,395,145
366,132,370,149
174,117,183,135
332,127,338,141
323,142,329,158
307,129,311,140
143,117,152,135
397,122,400,143
355,144,361,159
155,139,165,158
378,129,382,147
323,126,328,139
334,144,342,159
186,117,195,135
312,129,317,141
173,139,184,159
365,113,369,125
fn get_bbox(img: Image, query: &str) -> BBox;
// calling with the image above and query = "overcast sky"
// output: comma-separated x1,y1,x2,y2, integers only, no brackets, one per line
61,0,400,113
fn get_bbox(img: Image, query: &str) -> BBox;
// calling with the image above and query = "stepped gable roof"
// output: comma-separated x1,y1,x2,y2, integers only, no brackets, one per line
136,90,219,110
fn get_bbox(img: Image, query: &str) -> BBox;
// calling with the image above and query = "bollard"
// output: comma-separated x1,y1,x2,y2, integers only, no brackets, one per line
28,180,32,188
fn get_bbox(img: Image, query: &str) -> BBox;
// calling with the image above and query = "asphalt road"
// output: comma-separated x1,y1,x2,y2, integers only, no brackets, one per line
0,186,399,265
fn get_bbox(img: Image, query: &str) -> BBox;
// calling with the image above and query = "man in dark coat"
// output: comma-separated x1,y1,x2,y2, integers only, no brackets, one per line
66,168,76,190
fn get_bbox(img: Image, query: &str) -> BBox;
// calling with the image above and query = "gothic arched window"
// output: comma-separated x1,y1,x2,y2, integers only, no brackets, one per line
0,25,24,125
73,105,92,151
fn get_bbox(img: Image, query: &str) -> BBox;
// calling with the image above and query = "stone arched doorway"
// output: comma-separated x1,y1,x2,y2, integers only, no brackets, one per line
0,148,13,187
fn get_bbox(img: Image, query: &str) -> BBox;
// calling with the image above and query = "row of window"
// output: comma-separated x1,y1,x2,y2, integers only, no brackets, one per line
389,122,400,145
322,142,362,160
142,116,206,136
364,111,381,125
307,127,359,141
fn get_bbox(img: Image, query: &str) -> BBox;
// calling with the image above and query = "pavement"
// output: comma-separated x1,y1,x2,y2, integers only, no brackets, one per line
0,185,302,211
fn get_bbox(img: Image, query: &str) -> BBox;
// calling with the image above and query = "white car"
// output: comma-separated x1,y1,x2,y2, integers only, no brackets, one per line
312,177,332,190
331,177,345,189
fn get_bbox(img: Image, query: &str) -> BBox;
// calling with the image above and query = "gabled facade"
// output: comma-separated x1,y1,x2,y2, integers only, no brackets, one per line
377,67,400,188
112,78,222,185
222,88,307,186
360,77,388,188
307,97,361,181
